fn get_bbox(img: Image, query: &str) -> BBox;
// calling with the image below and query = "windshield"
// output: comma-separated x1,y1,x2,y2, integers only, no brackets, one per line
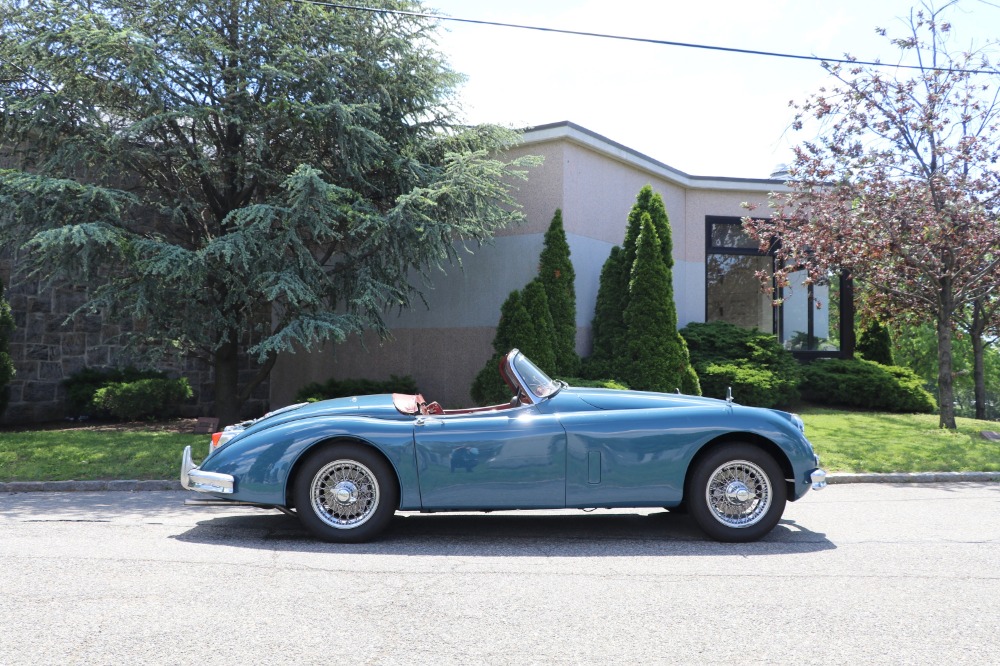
511,353,560,399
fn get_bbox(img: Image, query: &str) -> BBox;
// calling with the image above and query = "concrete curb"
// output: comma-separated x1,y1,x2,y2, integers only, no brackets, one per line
826,471,1000,484
1,472,999,493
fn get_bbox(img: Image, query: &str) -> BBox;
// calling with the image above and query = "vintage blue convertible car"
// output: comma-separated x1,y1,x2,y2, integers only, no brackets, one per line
182,349,826,542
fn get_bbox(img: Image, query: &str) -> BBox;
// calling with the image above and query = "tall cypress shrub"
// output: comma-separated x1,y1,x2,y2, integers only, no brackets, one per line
623,185,673,271
0,277,15,416
583,246,627,379
857,321,894,366
621,215,699,393
587,185,676,380
520,279,557,373
471,290,533,406
538,209,578,376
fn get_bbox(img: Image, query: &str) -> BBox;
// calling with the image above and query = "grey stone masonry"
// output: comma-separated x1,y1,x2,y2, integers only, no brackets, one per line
0,253,269,425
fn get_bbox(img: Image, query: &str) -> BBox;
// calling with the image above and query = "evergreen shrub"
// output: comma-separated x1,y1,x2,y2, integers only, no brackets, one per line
857,321,894,366
564,377,629,390
93,377,193,420
681,321,799,408
294,375,419,403
63,366,168,416
799,358,935,413
539,209,579,376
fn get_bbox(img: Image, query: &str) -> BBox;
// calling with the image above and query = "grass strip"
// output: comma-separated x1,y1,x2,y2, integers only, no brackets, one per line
800,408,1000,473
0,428,203,482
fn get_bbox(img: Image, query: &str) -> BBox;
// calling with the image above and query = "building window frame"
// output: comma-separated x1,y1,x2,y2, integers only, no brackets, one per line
704,215,853,360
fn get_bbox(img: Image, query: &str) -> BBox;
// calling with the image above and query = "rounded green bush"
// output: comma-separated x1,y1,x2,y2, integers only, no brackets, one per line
681,321,799,408
93,377,193,420
799,358,935,413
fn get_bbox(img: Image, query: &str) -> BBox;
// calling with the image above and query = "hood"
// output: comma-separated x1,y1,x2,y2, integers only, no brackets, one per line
224,394,405,443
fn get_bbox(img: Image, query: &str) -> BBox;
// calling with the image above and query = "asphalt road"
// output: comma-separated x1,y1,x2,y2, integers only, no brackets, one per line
1,483,998,665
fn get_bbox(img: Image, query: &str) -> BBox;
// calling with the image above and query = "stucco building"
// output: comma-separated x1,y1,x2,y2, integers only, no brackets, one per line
270,121,848,410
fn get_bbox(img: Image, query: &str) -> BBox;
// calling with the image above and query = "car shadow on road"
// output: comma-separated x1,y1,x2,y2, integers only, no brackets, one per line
170,509,835,556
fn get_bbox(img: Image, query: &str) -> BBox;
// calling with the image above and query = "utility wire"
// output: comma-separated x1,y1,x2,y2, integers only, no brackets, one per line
289,0,998,75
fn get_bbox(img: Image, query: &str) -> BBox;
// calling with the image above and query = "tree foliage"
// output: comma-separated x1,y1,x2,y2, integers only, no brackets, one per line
0,0,537,425
743,4,1000,428
538,209,578,376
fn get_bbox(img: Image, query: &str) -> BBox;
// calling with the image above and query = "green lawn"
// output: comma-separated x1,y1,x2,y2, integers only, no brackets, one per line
0,426,204,482
1,409,999,482
800,407,1000,473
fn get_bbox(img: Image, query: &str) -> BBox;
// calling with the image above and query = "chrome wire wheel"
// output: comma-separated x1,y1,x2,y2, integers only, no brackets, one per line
704,459,772,528
310,459,381,530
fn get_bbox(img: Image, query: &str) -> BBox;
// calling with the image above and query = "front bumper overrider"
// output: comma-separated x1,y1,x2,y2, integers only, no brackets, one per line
180,445,235,494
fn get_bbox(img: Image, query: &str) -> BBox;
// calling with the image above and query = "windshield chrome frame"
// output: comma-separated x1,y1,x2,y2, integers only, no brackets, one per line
505,349,562,405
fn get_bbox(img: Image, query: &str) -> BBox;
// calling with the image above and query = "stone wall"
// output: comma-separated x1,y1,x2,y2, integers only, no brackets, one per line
0,253,269,425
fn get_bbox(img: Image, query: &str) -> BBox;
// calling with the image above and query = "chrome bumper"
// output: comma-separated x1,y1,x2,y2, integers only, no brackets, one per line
180,445,235,494
810,468,828,491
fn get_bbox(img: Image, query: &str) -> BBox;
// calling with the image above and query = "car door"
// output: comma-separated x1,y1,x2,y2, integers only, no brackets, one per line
413,404,566,510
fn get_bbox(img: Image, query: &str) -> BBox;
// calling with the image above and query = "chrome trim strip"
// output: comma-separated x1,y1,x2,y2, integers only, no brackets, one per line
181,445,235,494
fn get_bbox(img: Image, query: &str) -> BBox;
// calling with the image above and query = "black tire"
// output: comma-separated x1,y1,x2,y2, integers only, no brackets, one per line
686,443,787,542
293,443,399,543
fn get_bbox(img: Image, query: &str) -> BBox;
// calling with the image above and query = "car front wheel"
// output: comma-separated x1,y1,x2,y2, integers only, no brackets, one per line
293,443,399,543
686,443,787,542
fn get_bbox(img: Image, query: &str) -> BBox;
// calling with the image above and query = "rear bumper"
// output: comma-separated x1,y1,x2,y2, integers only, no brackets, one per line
180,445,235,494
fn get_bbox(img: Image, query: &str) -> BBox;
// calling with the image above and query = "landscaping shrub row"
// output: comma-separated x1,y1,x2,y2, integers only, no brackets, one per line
799,357,935,413
680,321,800,409
294,375,418,403
63,367,191,420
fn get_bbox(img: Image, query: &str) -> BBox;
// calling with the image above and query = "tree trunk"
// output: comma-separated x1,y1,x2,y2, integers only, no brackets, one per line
971,299,987,421
936,312,957,429
214,339,242,428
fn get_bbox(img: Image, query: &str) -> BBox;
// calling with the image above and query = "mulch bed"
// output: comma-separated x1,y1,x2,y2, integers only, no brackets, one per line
0,418,201,434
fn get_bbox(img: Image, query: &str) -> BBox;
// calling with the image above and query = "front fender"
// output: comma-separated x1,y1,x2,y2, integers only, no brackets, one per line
196,415,418,508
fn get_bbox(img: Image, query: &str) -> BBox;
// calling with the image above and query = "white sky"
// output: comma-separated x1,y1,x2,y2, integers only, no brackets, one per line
428,0,999,178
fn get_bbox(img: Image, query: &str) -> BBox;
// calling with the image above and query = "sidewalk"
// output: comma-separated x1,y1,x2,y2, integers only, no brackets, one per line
2,471,999,493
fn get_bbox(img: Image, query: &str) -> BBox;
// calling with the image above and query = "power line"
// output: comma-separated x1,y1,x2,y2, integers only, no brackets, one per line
288,0,998,75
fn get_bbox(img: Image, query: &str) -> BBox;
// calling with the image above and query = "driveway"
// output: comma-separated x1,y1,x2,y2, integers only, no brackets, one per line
1,483,998,664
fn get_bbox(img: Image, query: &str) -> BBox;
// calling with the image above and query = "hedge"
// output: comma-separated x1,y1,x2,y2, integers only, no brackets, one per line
681,321,799,408
294,375,418,403
93,377,193,420
799,358,936,413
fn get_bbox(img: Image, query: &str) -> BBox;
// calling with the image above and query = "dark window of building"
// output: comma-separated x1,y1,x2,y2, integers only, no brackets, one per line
705,216,850,358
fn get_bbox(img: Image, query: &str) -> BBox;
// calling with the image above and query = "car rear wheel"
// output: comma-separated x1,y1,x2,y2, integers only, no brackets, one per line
293,443,399,543
686,443,787,542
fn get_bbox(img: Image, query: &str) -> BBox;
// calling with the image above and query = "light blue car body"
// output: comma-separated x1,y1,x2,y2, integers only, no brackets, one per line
191,374,822,514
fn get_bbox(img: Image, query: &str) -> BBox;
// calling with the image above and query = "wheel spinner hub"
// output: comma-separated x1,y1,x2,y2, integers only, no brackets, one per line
724,480,752,504
331,480,359,505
